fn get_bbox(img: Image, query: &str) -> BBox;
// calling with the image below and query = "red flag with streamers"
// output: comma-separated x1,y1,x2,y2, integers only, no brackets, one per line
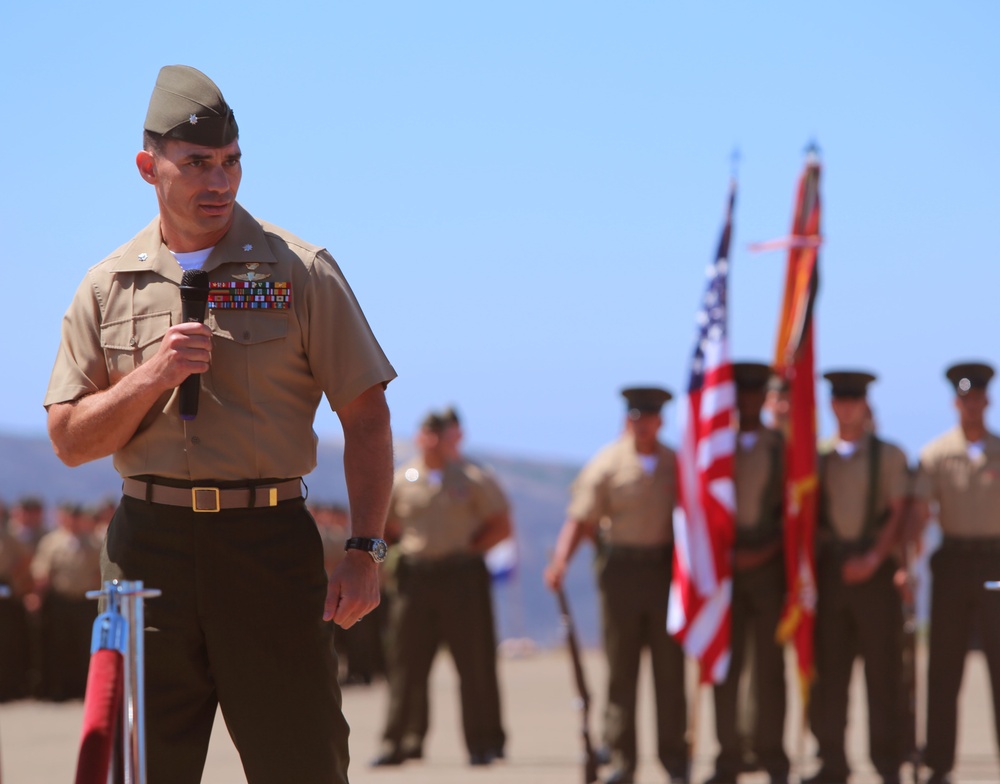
771,152,822,704
667,182,737,684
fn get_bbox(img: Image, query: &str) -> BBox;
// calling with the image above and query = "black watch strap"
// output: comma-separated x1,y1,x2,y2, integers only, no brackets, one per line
344,537,387,562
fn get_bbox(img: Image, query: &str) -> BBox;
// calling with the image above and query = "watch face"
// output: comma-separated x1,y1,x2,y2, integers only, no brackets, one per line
372,539,388,563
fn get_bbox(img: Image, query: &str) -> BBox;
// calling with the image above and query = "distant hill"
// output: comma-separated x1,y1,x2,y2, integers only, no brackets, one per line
0,432,603,648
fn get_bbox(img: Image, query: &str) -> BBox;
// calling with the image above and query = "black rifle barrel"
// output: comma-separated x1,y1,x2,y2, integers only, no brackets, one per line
555,586,599,784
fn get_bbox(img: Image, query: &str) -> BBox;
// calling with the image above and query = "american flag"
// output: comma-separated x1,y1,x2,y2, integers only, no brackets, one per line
667,183,737,684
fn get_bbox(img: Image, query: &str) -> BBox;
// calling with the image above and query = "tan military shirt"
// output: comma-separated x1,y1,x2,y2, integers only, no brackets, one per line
914,427,1000,538
390,457,510,560
734,427,783,531
0,531,28,583
820,434,909,541
567,436,676,547
30,528,102,598
45,204,396,481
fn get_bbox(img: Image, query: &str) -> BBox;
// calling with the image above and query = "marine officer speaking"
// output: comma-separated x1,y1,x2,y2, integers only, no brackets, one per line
545,387,688,784
44,65,396,784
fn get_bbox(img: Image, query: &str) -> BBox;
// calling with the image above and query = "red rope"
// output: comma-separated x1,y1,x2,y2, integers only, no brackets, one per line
74,649,124,784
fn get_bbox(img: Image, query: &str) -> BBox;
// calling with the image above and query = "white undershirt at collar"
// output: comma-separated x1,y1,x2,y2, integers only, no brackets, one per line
835,439,859,458
637,454,658,475
171,247,215,271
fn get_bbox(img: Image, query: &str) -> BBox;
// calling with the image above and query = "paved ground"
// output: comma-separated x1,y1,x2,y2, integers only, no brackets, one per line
1,646,997,783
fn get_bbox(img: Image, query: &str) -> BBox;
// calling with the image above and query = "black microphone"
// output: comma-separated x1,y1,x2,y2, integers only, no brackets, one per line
179,269,210,421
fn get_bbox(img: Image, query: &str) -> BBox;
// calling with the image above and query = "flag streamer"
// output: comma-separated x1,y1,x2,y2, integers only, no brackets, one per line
770,154,823,705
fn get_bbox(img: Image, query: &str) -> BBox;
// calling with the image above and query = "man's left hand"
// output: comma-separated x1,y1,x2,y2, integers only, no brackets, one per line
324,550,380,627
841,551,880,585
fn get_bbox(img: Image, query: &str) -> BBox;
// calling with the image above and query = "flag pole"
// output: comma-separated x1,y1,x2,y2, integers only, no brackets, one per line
668,170,739,781
686,663,701,781
748,143,823,782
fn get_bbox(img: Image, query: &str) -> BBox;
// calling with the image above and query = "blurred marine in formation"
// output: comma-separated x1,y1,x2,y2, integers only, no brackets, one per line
373,409,512,767
545,387,688,784
0,511,33,701
913,362,1000,784
30,503,103,701
704,362,789,784
806,371,908,784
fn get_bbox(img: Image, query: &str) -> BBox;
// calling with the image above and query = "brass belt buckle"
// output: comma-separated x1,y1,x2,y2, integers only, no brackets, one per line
192,487,221,512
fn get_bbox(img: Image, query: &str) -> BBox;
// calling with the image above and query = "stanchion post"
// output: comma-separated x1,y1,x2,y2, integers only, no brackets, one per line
0,589,7,784
87,580,160,784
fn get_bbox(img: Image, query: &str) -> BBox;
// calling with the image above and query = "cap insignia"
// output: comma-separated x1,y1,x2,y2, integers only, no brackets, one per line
188,114,199,125
243,244,253,252
138,253,148,262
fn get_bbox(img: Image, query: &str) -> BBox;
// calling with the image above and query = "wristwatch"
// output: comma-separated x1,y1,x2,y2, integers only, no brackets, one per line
344,537,388,563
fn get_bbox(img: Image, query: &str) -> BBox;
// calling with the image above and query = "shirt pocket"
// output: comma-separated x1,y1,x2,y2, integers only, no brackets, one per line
204,310,289,405
100,311,172,384
942,455,971,492
607,470,648,516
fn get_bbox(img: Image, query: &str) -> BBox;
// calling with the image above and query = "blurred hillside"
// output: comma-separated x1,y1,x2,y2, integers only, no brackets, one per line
0,432,603,647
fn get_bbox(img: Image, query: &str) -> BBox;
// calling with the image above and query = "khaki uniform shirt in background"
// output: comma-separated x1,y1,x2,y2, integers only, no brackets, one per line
44,204,396,481
30,528,102,598
0,531,28,584
390,458,510,560
914,427,1000,538
820,434,909,541
567,436,676,547
734,427,784,531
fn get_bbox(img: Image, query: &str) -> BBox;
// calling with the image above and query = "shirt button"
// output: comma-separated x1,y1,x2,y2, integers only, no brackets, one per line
129,337,138,348
191,436,201,445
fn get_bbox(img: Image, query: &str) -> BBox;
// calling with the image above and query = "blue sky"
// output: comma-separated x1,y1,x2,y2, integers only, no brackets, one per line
2,2,998,464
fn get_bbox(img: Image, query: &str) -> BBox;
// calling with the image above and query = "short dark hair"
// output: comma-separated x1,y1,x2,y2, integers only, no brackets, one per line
143,129,168,156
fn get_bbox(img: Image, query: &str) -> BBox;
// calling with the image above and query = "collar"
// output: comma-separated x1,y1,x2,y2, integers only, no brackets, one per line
738,429,760,451
109,203,279,283
832,432,872,459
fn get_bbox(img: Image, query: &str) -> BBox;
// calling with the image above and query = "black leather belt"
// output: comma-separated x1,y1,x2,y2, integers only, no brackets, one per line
940,536,1000,553
600,543,673,562
122,477,303,512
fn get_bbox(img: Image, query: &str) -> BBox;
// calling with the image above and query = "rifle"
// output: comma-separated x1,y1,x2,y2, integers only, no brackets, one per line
555,585,600,784
900,551,919,779
899,494,920,783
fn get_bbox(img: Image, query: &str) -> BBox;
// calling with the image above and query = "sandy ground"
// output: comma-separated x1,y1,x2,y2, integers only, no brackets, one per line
1,646,997,784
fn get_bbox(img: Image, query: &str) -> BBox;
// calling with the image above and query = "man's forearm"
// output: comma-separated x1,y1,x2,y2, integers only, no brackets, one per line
471,511,513,553
872,500,906,563
48,321,212,467
339,386,393,539
47,370,168,467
